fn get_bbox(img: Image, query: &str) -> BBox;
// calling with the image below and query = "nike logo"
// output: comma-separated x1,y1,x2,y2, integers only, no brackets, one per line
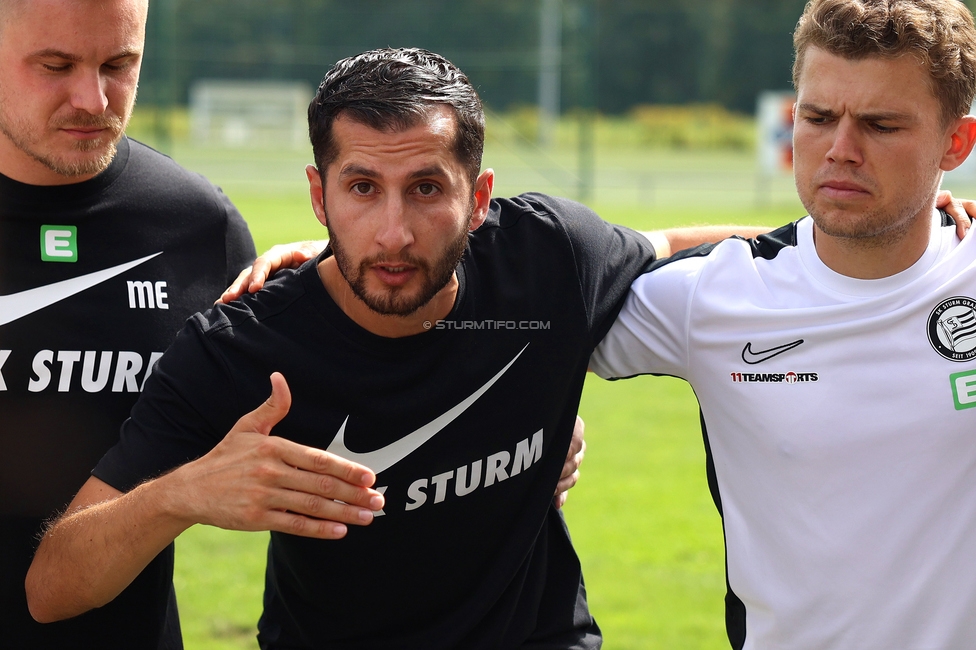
741,339,804,365
327,343,529,474
0,253,161,327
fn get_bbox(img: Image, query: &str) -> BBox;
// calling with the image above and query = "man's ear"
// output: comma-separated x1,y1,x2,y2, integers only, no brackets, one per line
306,164,328,228
469,169,494,231
940,116,976,172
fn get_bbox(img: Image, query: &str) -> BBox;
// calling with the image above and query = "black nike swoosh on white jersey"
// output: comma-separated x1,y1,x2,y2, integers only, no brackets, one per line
326,343,530,475
741,339,804,365
0,253,161,327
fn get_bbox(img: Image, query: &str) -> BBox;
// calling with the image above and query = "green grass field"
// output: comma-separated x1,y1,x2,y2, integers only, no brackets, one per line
155,135,808,649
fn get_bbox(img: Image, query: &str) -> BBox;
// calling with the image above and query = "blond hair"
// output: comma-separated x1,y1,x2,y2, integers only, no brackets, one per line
793,0,976,125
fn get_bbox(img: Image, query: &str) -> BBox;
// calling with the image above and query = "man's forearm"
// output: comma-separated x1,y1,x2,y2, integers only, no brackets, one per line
26,475,192,623
26,372,384,623
642,225,770,259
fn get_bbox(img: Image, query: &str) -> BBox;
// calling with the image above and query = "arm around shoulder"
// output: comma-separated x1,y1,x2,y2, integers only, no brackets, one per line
642,225,771,259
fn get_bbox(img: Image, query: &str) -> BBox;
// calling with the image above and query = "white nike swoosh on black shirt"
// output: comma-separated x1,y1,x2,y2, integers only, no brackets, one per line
741,339,804,365
0,253,161,327
326,343,530,474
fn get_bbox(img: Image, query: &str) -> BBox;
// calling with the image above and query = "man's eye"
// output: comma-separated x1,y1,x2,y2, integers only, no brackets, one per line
103,57,137,73
353,182,372,194
416,183,438,196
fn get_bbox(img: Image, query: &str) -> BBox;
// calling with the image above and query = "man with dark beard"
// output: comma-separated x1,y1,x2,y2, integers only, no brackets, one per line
24,47,754,649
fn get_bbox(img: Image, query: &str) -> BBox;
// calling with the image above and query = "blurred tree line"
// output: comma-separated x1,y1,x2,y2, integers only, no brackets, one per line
141,0,970,117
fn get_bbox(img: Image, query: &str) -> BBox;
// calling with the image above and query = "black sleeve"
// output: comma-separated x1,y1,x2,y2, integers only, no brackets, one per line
218,190,257,284
93,313,244,493
522,193,657,347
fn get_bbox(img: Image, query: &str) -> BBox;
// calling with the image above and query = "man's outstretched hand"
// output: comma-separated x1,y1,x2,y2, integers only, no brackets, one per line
174,372,384,538
26,373,384,623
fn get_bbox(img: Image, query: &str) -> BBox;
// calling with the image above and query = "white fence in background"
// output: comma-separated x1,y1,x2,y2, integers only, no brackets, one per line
190,80,313,148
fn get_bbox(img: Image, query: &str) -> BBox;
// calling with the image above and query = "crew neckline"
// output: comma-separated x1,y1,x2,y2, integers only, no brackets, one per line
796,211,952,298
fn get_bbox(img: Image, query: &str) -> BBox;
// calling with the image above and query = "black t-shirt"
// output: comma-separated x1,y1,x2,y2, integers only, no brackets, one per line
95,193,654,649
0,137,256,649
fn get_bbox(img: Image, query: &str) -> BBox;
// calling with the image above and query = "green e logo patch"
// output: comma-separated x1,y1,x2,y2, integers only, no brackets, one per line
40,225,77,262
950,369,976,410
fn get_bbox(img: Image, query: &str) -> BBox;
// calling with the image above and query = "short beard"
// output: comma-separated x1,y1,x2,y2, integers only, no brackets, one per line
329,214,471,317
812,206,918,251
0,110,125,178
806,180,935,252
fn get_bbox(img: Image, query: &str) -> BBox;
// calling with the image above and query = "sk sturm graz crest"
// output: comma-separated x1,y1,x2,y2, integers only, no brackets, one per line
928,296,976,361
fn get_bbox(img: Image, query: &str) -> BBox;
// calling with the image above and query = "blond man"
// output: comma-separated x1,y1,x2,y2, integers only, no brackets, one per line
592,1,976,647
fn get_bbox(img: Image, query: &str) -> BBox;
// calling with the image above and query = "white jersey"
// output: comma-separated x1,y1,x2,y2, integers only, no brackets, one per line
591,213,976,650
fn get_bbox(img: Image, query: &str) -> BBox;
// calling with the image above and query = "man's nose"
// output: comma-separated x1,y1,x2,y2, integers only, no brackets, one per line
374,195,414,251
69,69,109,116
825,118,864,165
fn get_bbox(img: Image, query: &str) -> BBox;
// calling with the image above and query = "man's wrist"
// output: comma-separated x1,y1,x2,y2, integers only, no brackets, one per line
640,230,672,259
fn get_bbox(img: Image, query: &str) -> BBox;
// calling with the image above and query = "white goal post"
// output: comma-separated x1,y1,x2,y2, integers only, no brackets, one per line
189,80,313,148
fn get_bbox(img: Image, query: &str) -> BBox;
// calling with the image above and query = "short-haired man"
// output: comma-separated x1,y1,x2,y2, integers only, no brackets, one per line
0,0,257,647
24,47,768,648
590,0,976,647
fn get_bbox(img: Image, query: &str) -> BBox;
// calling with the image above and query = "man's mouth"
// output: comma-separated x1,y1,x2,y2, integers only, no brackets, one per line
372,263,418,287
818,179,871,200
54,112,123,140
62,127,108,139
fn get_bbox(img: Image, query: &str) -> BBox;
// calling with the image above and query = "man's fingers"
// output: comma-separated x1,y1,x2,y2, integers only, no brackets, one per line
936,189,974,240
218,266,254,304
957,199,976,238
558,450,582,484
951,200,974,240
568,416,584,454
554,416,587,509
262,510,351,540
261,487,378,526
275,439,376,488
231,373,293,437
554,469,580,494
559,416,586,481
217,241,327,304
245,256,275,294
182,436,383,531
217,258,271,303
244,450,383,528
272,461,383,510
216,255,275,304
242,242,321,295
181,372,386,535
552,467,578,509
